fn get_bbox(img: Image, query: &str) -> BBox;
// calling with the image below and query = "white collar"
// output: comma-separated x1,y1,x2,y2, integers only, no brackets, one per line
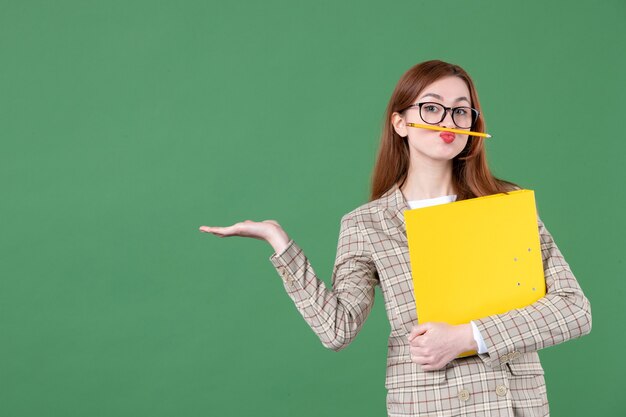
407,194,457,209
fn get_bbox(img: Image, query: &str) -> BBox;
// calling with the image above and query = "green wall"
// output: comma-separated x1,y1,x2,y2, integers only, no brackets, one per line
1,0,624,416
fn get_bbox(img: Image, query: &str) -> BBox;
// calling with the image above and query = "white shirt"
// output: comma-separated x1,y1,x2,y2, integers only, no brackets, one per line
407,194,488,354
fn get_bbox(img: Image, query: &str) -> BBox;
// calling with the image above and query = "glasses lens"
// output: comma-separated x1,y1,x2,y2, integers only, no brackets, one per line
420,103,445,124
452,107,478,129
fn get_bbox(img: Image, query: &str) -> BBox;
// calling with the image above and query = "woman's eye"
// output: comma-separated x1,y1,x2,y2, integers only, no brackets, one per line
454,108,467,115
424,105,439,113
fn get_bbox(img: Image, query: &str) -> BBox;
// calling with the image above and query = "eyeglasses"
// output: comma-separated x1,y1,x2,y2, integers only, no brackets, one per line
400,102,480,129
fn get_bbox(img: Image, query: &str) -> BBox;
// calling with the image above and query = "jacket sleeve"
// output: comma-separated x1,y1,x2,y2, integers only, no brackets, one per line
268,213,379,352
473,215,592,369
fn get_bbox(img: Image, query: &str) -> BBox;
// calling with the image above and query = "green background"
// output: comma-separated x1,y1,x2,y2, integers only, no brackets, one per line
1,0,624,416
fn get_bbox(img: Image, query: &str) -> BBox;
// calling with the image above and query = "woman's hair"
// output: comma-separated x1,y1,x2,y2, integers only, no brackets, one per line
369,60,520,202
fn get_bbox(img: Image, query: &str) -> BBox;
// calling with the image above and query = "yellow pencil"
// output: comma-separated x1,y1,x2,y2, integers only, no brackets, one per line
406,123,492,138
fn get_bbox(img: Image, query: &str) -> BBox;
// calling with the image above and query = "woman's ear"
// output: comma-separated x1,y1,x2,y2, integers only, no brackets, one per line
391,112,408,138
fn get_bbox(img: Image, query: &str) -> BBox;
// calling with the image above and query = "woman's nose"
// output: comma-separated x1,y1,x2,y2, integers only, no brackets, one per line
440,109,455,127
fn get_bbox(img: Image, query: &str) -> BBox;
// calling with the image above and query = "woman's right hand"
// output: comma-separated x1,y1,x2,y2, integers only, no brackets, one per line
198,220,291,255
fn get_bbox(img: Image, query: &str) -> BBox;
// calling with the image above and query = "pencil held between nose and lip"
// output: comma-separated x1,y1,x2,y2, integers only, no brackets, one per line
406,122,492,138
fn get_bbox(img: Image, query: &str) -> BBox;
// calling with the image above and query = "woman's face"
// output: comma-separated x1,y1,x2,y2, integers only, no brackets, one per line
393,76,472,165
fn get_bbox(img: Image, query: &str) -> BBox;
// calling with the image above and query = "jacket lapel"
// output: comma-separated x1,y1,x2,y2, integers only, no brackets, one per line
380,182,411,243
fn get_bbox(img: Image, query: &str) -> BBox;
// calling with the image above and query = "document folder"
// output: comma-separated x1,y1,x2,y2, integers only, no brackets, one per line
404,189,546,358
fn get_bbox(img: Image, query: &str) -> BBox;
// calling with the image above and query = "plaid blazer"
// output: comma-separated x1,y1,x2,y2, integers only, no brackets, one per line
269,182,592,416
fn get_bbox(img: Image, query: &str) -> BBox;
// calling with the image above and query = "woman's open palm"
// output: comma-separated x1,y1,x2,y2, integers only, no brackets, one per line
199,220,290,254
199,220,281,240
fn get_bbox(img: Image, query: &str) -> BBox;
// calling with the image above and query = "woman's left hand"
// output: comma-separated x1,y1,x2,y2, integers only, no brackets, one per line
408,322,476,371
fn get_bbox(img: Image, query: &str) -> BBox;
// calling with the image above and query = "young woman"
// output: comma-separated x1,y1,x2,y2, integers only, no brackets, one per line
199,60,592,417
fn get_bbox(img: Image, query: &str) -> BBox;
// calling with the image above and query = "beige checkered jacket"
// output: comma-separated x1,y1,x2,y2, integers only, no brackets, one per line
269,182,592,416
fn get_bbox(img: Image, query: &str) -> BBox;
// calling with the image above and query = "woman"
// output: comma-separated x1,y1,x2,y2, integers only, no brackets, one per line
199,60,592,417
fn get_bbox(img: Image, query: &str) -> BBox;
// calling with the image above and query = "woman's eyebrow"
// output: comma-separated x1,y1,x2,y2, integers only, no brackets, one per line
419,93,470,104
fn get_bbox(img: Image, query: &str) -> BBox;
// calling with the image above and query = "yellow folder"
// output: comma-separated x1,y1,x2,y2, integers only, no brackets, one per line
404,189,546,357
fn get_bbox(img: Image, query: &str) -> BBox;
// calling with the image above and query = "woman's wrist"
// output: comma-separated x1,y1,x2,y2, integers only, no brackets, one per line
458,324,478,353
267,229,290,255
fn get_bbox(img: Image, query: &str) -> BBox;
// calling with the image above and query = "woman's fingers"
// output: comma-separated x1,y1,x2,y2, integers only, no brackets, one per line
410,352,431,365
410,345,426,356
409,348,442,369
408,324,429,342
199,224,245,238
199,225,232,236
408,336,425,347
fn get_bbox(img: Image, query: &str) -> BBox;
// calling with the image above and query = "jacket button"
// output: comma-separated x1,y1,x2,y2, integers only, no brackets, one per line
496,385,508,397
458,389,470,402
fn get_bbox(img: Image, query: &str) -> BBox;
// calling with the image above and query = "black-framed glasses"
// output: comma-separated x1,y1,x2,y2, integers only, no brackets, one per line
400,102,480,129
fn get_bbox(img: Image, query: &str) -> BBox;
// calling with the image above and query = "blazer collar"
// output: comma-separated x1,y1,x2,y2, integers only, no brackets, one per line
380,182,411,239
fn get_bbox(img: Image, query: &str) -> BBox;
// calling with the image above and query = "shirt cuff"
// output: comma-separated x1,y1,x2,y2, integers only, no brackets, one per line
269,239,295,261
471,320,489,354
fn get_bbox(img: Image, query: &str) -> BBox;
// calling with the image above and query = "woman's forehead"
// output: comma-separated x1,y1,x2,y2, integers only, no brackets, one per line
418,76,470,101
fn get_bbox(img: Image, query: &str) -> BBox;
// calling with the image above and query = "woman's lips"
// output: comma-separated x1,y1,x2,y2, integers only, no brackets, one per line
439,132,455,143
